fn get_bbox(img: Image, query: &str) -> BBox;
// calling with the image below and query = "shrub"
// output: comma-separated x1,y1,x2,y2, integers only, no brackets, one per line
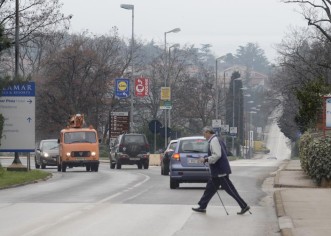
299,131,331,185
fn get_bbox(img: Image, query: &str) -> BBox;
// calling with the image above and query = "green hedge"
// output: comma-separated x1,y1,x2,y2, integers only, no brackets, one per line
299,131,331,185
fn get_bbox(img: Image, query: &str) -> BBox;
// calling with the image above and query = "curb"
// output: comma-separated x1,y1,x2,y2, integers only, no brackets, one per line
274,190,294,236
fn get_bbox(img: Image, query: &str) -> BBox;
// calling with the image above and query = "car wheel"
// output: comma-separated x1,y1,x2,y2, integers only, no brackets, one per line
61,163,67,172
116,162,122,169
94,164,99,172
170,179,179,189
137,163,142,169
35,157,40,169
143,161,149,169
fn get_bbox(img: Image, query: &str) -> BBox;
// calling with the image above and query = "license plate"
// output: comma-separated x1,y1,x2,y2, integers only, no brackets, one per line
129,158,140,160
188,158,199,164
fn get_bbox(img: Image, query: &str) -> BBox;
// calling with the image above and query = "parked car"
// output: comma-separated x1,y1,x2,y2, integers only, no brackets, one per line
35,139,59,169
109,133,150,169
169,136,209,189
160,139,178,175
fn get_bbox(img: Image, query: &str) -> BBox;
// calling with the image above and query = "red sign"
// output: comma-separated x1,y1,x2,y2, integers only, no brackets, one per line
135,77,149,97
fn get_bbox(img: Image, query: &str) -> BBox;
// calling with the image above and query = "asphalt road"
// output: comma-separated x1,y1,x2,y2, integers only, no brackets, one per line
0,121,290,236
0,157,283,236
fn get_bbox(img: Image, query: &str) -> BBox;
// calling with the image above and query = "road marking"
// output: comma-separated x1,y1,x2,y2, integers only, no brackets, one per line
97,173,150,204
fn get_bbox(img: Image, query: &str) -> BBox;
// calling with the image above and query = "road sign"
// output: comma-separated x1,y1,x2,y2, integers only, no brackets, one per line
148,120,162,133
135,77,149,97
0,82,35,152
230,127,237,136
212,119,222,128
161,87,171,100
110,112,129,138
221,124,229,133
160,100,172,109
115,78,130,98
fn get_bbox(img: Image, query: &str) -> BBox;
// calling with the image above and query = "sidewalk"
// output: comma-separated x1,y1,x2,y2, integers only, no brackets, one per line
273,160,331,236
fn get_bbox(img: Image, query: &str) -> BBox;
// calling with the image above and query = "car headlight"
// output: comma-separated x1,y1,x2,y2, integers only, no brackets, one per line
43,152,49,157
66,152,71,157
91,152,96,156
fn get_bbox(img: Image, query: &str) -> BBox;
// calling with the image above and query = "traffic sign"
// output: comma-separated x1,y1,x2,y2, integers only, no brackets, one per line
161,87,171,100
230,127,237,136
148,120,162,133
115,78,130,98
212,119,222,128
160,100,172,109
221,124,229,133
0,82,35,152
110,112,129,138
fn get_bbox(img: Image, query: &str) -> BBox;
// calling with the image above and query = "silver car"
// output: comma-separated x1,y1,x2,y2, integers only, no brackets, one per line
35,139,59,169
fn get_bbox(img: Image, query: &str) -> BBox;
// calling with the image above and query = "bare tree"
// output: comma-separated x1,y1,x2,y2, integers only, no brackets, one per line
0,0,71,44
35,32,125,141
283,1,331,42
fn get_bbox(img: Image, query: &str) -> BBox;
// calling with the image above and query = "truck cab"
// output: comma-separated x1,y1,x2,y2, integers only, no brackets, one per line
58,114,100,172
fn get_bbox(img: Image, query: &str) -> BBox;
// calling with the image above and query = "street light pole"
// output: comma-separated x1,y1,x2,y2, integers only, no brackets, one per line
120,4,134,133
164,28,180,148
168,43,179,130
232,78,241,155
249,110,257,159
215,56,225,119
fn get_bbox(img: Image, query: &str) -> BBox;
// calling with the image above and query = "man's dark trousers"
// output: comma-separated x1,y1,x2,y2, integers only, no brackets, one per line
198,175,247,209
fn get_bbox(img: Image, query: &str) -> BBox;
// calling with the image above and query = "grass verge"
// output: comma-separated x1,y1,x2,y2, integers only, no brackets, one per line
0,168,51,189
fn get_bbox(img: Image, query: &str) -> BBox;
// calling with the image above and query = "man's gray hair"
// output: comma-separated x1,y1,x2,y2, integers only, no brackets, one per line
202,126,215,134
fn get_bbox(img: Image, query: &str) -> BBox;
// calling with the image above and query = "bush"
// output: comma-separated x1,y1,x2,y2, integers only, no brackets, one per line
299,131,331,185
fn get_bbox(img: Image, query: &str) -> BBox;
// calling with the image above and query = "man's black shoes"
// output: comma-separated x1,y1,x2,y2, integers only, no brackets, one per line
192,207,206,213
237,205,251,215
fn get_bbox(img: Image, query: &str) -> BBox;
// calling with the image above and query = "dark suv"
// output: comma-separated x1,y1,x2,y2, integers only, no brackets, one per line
109,133,150,169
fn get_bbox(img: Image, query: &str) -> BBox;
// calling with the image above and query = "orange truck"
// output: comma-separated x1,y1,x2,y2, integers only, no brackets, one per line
58,114,100,172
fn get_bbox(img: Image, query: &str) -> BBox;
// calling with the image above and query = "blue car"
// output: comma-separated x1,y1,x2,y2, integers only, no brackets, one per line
169,136,210,189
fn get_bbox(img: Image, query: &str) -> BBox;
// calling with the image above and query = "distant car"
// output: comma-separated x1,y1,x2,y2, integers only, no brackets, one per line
35,139,59,169
160,139,178,175
169,136,209,189
109,133,150,169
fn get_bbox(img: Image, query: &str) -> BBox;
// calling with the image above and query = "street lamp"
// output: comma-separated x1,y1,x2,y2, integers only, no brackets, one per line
168,43,180,129
231,78,242,155
120,3,134,132
248,110,257,159
164,28,180,148
164,28,181,55
215,56,225,119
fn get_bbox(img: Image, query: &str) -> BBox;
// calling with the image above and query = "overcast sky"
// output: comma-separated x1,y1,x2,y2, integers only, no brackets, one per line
61,0,307,62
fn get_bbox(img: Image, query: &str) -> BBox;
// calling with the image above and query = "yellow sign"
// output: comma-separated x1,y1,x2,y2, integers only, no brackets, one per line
118,81,128,91
161,87,171,100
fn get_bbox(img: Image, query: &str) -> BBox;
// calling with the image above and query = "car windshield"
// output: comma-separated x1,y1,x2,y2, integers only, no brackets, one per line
123,135,145,144
64,131,97,144
42,141,58,150
179,139,208,153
